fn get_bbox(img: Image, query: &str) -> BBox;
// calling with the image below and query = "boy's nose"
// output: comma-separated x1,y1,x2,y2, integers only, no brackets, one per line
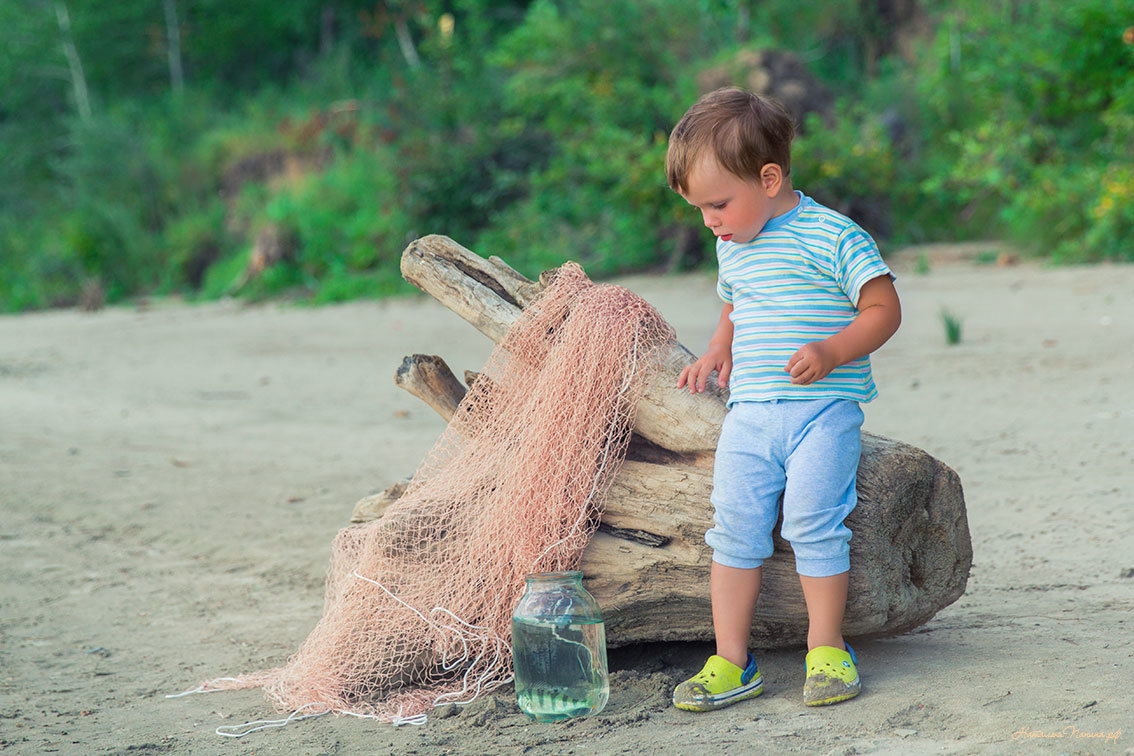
702,212,719,228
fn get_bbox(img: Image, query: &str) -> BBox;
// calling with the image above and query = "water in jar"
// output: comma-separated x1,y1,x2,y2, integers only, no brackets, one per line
511,616,609,722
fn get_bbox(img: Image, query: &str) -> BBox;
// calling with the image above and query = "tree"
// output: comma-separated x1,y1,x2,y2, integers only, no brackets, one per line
163,0,184,94
53,1,91,121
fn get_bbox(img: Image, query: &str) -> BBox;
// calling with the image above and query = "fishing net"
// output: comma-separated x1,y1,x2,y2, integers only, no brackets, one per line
188,262,674,726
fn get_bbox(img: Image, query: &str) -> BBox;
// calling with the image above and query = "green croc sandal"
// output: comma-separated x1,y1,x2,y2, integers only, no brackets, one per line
673,653,763,712
803,643,861,706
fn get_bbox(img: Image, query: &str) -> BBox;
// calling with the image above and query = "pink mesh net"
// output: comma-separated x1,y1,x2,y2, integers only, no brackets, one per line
194,263,674,724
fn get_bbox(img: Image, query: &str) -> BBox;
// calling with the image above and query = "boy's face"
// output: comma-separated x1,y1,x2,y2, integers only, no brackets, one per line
679,157,781,245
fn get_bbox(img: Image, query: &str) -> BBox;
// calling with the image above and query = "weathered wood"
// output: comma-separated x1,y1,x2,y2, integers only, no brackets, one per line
394,354,467,421
401,235,727,453
358,344,972,648
351,479,411,524
353,451,970,648
589,440,970,646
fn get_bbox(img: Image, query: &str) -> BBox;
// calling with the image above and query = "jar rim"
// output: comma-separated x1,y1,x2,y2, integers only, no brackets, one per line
524,570,583,581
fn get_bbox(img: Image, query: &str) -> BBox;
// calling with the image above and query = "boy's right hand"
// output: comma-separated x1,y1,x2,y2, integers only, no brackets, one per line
676,343,732,394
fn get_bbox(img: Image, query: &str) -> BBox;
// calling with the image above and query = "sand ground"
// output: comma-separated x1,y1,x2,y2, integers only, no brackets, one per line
1,245,1131,756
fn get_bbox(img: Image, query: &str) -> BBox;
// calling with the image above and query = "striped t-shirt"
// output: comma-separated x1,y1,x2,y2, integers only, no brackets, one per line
716,191,894,405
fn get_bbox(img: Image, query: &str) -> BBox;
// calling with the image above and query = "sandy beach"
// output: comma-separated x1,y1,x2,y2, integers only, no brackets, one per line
2,245,1131,755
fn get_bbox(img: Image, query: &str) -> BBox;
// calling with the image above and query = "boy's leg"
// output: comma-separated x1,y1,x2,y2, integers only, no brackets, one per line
712,562,762,667
798,571,848,651
780,398,862,605
799,575,860,706
705,401,785,653
673,403,779,711
674,564,765,711
780,399,864,705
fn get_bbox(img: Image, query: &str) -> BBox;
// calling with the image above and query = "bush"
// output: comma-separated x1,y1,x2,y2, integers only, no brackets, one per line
475,0,711,272
791,104,900,240
0,221,80,311
2,0,1129,313
900,0,1134,258
160,200,235,291
256,148,415,299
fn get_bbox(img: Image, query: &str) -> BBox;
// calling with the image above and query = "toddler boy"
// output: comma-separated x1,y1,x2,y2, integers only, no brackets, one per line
667,88,901,710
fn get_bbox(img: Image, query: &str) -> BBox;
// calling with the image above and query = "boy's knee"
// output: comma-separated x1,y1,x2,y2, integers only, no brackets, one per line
780,508,853,577
780,492,853,536
705,525,773,570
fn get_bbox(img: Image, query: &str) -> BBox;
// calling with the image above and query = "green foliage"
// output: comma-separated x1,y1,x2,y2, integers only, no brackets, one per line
940,308,963,346
258,149,415,299
384,65,540,247
914,251,931,275
0,219,78,311
198,248,252,301
741,0,878,85
791,104,900,238
1003,161,1134,263
0,3,62,218
0,0,1129,312
181,0,327,90
476,0,707,274
53,116,170,298
897,0,1134,258
160,199,234,291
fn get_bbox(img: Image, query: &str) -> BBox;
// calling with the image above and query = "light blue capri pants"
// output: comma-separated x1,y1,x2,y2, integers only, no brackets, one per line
706,398,864,578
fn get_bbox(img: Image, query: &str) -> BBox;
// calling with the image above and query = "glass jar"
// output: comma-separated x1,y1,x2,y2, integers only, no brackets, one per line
510,570,609,722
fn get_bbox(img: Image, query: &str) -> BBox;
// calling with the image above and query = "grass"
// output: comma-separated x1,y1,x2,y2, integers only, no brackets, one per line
941,308,963,345
973,249,1000,265
914,251,931,275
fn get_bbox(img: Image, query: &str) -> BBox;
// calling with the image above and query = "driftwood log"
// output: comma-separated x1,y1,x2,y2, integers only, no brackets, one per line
354,235,972,649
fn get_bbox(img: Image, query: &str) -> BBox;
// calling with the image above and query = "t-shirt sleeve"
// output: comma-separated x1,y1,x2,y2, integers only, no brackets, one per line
717,277,733,304
834,224,894,307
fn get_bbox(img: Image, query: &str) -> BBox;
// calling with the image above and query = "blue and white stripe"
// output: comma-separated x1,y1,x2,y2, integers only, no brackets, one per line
717,192,893,405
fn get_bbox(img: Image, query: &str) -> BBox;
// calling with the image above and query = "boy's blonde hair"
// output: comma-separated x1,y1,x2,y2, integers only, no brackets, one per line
666,87,796,194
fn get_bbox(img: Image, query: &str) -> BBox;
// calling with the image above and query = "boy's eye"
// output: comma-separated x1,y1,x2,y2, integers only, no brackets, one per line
710,202,727,210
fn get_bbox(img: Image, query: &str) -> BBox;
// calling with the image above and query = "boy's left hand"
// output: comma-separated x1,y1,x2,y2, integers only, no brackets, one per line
786,341,838,385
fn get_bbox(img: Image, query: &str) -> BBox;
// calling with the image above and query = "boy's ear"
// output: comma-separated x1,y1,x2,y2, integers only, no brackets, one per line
760,163,784,196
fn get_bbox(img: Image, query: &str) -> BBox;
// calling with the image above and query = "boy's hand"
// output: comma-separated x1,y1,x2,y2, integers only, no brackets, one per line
676,343,732,393
786,275,901,386
786,341,838,385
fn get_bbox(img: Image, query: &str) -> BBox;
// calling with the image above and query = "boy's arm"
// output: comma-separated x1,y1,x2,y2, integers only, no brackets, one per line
677,303,734,393
786,275,901,386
